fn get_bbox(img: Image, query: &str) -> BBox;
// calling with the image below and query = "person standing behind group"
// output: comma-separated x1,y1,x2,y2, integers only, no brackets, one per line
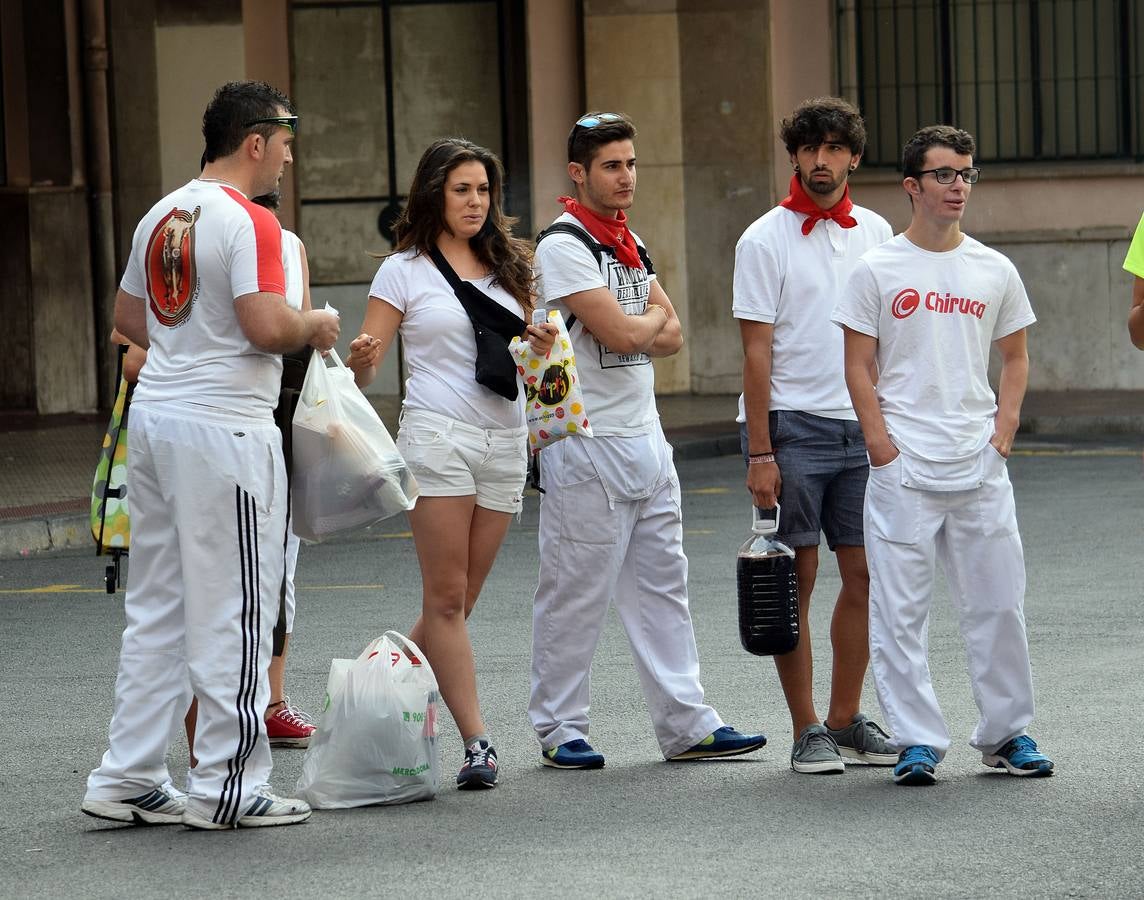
1121,210,1144,349
833,124,1054,786
259,188,319,748
733,97,896,775
82,80,339,829
346,138,555,790
527,112,765,770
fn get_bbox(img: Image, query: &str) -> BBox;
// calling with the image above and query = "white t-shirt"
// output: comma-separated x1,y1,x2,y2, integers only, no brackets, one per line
283,230,304,311
534,213,658,436
733,204,892,422
122,179,286,420
369,249,525,430
832,233,1036,462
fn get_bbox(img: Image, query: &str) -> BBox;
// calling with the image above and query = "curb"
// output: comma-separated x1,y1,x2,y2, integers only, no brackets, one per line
0,513,92,560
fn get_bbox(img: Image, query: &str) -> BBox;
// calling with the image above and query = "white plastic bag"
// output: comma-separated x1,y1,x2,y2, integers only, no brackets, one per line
291,349,418,542
509,309,593,453
295,631,440,808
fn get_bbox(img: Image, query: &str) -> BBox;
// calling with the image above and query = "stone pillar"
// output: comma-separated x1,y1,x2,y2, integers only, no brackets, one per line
581,0,771,395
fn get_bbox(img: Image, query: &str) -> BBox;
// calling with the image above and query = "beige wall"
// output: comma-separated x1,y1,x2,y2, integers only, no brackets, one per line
155,24,246,195
526,0,581,231
580,0,771,395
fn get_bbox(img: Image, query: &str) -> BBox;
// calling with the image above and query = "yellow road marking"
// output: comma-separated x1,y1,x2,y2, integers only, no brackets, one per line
0,582,389,595
684,487,730,495
684,529,716,535
373,531,413,539
1012,448,1139,457
299,584,386,591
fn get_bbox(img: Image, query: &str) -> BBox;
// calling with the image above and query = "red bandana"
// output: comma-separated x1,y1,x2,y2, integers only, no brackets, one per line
779,174,858,236
558,196,643,269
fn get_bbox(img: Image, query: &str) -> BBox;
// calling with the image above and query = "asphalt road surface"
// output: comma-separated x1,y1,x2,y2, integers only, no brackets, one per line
2,439,1142,899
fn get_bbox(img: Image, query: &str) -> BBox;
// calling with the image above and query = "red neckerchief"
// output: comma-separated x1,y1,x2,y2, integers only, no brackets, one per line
779,174,858,236
558,196,643,269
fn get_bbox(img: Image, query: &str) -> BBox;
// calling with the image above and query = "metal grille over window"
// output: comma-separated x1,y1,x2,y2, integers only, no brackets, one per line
836,0,1144,166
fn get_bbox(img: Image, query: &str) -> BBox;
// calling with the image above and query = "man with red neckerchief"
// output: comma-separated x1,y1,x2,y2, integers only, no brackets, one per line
528,112,765,770
734,97,896,776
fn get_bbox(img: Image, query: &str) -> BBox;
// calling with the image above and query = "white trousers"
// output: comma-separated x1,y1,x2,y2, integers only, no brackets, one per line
864,448,1035,759
86,402,286,824
528,434,723,758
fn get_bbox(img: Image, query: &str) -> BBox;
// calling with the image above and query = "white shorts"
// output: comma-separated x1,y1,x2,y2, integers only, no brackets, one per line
397,407,527,514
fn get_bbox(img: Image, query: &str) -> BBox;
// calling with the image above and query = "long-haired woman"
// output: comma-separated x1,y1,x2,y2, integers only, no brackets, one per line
346,138,554,789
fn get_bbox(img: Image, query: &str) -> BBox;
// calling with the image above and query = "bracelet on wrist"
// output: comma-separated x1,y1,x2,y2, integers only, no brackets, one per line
747,452,775,465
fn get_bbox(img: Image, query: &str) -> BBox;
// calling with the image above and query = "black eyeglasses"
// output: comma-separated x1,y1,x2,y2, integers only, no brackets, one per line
574,113,624,130
243,115,298,136
913,166,980,185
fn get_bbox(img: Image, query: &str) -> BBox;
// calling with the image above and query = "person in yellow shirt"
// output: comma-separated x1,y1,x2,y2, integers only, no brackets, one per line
1123,213,1144,349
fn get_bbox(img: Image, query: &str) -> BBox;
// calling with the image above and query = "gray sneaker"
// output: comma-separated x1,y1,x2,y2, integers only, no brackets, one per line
825,714,898,766
790,724,845,774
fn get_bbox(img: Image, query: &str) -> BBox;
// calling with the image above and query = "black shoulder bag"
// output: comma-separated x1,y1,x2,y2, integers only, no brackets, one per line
428,245,526,401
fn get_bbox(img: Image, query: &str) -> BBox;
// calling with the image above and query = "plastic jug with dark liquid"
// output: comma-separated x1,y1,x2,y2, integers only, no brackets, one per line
736,505,799,656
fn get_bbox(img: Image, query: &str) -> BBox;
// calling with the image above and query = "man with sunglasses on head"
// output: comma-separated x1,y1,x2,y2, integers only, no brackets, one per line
733,97,895,776
832,125,1054,787
528,112,765,770
82,81,339,829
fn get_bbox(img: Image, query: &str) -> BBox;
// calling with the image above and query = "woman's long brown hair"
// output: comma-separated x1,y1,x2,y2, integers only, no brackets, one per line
390,138,534,317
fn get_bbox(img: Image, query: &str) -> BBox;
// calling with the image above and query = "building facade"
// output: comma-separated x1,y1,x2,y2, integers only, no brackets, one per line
2,0,1142,414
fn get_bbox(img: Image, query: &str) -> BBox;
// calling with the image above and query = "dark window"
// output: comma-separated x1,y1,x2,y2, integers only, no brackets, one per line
837,0,1144,167
290,0,530,285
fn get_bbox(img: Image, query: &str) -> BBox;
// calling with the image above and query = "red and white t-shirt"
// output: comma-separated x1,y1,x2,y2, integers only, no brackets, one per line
832,233,1036,462
122,179,286,419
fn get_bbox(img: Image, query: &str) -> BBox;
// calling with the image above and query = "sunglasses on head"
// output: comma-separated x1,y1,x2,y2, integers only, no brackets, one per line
574,113,624,130
244,115,298,136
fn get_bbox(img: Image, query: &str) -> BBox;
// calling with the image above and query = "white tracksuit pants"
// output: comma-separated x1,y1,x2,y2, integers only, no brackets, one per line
85,402,286,825
528,432,723,759
864,447,1035,759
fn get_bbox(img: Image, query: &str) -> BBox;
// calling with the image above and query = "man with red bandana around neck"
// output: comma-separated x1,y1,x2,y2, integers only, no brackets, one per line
733,97,895,777
527,112,766,771
832,124,1054,787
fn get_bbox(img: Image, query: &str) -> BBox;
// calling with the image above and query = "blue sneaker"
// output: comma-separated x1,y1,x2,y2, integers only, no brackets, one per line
982,735,1054,777
669,726,766,761
541,739,605,769
893,745,939,785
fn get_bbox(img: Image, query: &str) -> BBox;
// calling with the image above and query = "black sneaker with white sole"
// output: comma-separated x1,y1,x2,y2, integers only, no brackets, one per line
457,740,498,789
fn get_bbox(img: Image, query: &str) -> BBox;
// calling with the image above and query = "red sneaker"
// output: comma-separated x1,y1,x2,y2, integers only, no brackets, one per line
265,698,316,748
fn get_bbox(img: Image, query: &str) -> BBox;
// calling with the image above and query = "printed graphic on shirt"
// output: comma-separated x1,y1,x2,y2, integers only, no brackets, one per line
145,206,201,327
892,287,987,321
599,257,652,369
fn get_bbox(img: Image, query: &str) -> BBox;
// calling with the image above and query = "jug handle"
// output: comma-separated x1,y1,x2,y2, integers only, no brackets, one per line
752,503,780,535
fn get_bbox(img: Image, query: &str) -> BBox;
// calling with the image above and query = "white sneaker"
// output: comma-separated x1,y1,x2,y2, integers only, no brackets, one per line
183,785,312,830
81,783,187,825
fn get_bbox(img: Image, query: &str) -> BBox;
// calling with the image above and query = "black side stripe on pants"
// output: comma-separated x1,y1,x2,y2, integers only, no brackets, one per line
213,487,263,824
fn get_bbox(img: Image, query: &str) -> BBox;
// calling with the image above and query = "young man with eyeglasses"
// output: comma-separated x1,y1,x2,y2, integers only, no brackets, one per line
82,81,339,829
832,125,1054,786
733,97,895,775
528,112,766,769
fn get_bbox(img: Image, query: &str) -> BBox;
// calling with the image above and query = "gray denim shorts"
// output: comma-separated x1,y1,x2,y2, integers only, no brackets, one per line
739,410,868,549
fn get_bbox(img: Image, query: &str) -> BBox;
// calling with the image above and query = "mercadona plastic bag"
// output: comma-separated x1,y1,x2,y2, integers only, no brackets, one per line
509,309,593,453
295,631,440,808
291,349,418,542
